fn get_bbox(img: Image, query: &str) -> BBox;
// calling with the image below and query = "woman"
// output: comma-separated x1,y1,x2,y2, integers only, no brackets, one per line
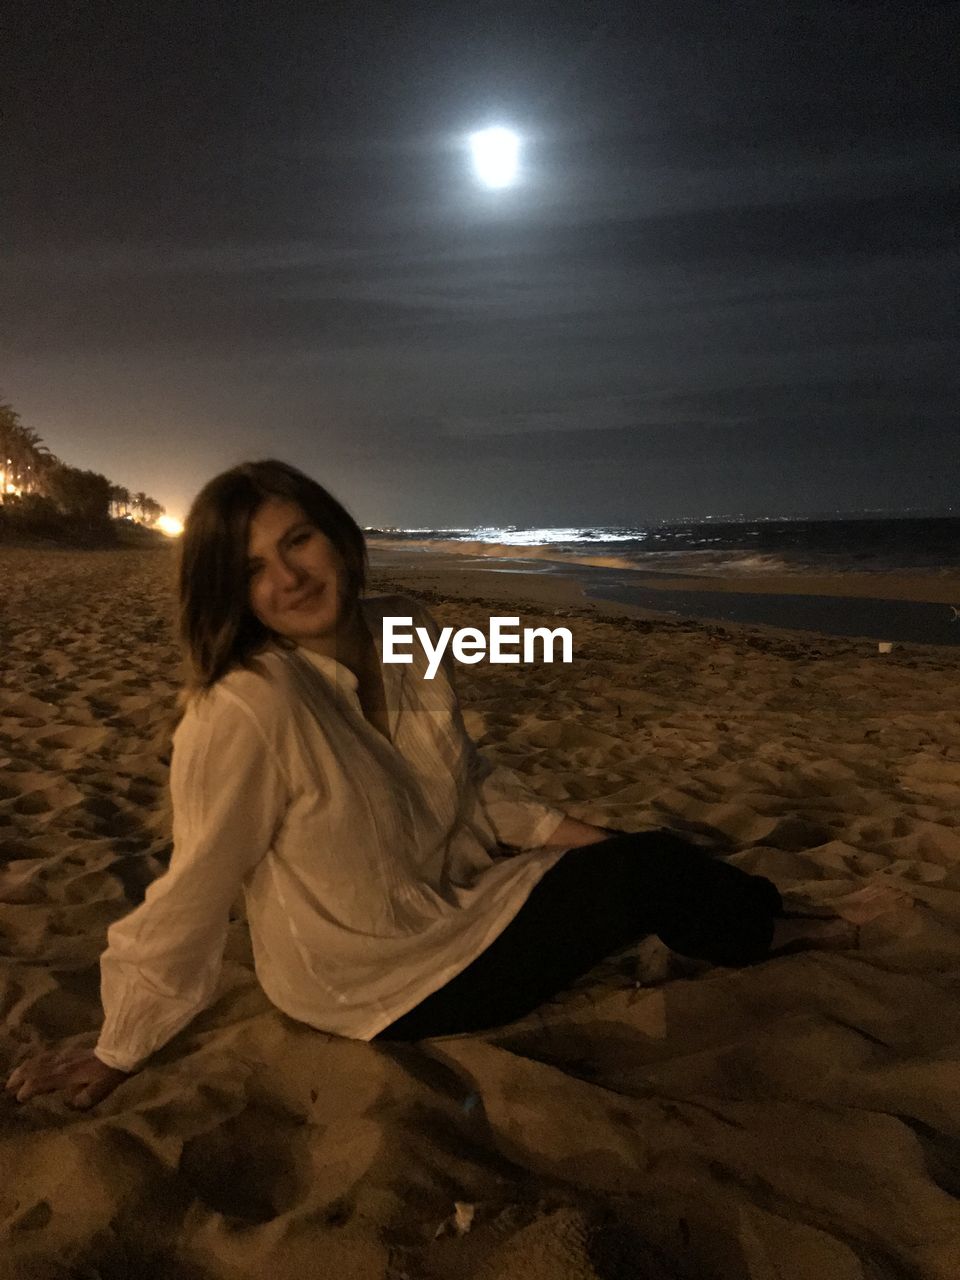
5,460,847,1109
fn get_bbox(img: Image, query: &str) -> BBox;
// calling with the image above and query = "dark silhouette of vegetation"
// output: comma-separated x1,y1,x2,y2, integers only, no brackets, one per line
0,397,168,546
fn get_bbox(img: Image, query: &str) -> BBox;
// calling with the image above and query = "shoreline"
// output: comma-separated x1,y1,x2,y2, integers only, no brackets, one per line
368,550,960,649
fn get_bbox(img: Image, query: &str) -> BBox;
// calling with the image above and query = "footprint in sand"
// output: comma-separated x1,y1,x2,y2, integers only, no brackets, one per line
34,727,113,753
86,699,119,719
77,795,142,837
11,792,54,817
0,839,42,864
179,1106,312,1223
830,881,916,924
0,862,49,904
0,694,57,719
124,782,159,807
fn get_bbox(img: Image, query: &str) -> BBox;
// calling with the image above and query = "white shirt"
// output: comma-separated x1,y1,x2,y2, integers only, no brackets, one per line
95,593,569,1071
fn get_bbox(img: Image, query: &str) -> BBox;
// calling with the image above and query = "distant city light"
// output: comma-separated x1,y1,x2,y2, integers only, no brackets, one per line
155,515,184,537
469,127,520,188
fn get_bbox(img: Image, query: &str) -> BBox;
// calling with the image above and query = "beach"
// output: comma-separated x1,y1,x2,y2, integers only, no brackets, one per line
2,541,960,1278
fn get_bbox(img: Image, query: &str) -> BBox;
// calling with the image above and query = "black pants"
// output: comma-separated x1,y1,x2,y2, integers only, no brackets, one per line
376,831,782,1041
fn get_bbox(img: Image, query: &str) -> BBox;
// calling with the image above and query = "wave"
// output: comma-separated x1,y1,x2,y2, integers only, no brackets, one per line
367,537,639,570
367,516,960,578
366,537,800,575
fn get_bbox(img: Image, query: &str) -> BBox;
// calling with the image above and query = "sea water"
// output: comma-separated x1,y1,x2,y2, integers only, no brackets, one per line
367,516,960,646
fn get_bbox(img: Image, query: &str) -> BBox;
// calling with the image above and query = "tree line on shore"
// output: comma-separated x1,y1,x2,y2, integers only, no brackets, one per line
0,398,166,543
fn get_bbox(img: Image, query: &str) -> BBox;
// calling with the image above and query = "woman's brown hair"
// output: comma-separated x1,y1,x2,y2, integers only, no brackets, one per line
177,459,368,700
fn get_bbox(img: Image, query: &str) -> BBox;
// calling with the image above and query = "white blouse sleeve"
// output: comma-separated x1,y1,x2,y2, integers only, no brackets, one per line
464,747,566,850
95,689,289,1072
409,596,566,851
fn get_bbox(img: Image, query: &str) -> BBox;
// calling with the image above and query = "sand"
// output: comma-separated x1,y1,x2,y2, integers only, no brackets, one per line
2,541,960,1279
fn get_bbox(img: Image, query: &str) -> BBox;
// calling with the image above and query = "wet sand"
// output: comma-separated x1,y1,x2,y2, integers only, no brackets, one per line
370,549,960,645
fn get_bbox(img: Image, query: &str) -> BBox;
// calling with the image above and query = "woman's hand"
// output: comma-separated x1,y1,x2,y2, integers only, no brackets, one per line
4,1047,131,1109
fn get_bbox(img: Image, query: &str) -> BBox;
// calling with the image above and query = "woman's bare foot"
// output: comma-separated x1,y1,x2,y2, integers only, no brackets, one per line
769,916,859,956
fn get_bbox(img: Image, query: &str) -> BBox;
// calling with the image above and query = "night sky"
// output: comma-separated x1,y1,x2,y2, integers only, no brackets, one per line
3,0,957,526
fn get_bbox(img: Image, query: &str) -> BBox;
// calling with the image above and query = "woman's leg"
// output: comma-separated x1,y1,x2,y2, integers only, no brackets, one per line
376,830,782,1041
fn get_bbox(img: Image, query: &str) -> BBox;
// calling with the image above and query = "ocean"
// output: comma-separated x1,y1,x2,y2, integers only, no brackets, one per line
367,516,960,647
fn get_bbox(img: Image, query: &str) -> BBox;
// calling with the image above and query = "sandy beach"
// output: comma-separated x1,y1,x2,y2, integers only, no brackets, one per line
2,541,960,1278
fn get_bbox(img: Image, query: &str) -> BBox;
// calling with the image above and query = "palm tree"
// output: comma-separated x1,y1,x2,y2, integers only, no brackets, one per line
1,396,163,535
142,496,165,525
109,484,132,519
33,448,61,497
13,426,48,495
0,400,22,495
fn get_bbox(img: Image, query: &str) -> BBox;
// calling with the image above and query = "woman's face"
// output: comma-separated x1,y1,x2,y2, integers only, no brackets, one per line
246,497,352,646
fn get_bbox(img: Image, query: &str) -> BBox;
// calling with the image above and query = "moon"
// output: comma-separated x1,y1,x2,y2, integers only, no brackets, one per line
469,127,520,189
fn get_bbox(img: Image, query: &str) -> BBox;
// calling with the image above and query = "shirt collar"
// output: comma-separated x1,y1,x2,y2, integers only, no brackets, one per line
293,595,389,693
296,648,359,690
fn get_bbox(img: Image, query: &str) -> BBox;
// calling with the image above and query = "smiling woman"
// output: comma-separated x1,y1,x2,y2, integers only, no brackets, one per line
177,461,368,694
4,458,800,1111
245,500,348,652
